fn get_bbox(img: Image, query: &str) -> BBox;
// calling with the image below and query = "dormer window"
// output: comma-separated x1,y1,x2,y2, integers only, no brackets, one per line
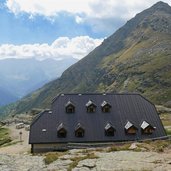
86,100,96,113
57,123,67,138
101,101,111,113
75,123,85,137
125,121,137,134
141,121,155,134
65,100,75,113
105,123,115,136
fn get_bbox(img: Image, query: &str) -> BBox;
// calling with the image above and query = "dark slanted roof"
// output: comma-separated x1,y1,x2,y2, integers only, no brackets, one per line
57,123,65,131
75,123,84,131
29,93,166,144
141,121,155,130
125,121,137,130
86,100,96,107
105,123,114,130
65,100,75,107
101,101,111,107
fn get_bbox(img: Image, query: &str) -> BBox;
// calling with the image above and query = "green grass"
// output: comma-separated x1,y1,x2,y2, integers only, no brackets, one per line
160,113,171,127
68,152,98,171
0,127,12,146
165,129,171,135
44,152,67,165
136,140,171,152
106,143,131,152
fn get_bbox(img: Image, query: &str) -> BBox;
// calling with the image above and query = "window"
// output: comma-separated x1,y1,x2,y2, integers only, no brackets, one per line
105,128,114,136
142,126,154,134
86,100,96,113
87,105,96,113
125,121,137,134
101,101,111,113
75,128,84,137
102,106,111,113
65,101,75,113
105,123,115,136
141,121,155,134
66,105,75,113
75,123,85,137
57,123,67,138
57,129,67,138
125,127,137,134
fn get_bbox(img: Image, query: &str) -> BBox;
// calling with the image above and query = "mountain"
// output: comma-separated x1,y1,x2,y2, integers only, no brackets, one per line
5,1,171,114
0,87,17,106
0,57,77,106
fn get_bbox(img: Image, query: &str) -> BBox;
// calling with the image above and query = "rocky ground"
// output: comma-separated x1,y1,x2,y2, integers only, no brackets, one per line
0,148,171,171
0,123,171,171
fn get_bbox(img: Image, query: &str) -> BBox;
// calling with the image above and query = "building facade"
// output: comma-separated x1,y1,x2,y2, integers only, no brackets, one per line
29,93,166,153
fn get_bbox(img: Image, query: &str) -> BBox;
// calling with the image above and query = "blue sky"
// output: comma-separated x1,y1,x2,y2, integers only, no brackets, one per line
0,0,170,60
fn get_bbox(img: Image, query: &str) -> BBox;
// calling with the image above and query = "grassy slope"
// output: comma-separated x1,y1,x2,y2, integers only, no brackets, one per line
5,2,171,114
98,31,171,104
0,127,11,146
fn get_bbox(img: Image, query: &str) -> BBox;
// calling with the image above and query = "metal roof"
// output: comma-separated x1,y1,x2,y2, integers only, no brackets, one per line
57,123,65,131
101,101,111,108
75,123,84,131
29,93,166,144
85,100,96,107
65,100,75,107
105,123,114,130
125,121,134,130
140,121,154,130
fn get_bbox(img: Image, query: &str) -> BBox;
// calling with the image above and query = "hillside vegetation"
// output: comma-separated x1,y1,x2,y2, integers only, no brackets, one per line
3,1,171,114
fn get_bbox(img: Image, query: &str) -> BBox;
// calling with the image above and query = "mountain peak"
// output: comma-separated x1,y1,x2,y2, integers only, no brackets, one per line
3,1,171,115
150,1,171,13
153,1,169,7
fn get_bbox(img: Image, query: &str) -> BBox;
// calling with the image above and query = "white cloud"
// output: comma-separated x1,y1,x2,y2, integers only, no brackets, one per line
6,0,171,20
5,0,171,35
0,36,103,60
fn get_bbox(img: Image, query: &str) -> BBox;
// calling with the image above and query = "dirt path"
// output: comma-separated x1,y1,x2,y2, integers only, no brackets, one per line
0,123,30,154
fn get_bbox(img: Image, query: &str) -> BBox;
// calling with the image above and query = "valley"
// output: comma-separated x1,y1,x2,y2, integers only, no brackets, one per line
5,1,171,115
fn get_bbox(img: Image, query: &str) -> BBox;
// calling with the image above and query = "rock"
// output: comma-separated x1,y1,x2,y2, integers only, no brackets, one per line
129,143,138,150
77,159,96,169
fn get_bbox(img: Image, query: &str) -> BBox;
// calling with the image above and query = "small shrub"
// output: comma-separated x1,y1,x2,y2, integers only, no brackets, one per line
0,127,12,146
107,143,131,152
44,152,65,164
165,128,171,135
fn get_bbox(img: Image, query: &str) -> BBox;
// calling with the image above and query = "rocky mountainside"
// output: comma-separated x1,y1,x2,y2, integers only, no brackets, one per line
6,1,171,114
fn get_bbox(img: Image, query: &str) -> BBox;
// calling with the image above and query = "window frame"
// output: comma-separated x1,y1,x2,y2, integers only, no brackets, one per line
75,128,85,137
57,128,67,138
87,105,96,113
66,104,75,113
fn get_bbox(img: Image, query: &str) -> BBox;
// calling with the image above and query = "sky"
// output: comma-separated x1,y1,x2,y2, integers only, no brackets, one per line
0,0,171,60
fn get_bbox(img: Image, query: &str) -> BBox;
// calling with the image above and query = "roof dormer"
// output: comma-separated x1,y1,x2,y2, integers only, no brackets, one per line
141,121,155,134
65,100,75,113
75,123,85,137
105,123,115,136
57,123,67,138
101,101,111,113
86,100,97,113
125,121,137,134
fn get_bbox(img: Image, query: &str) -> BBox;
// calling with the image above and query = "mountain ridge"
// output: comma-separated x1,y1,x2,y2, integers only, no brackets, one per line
3,1,171,114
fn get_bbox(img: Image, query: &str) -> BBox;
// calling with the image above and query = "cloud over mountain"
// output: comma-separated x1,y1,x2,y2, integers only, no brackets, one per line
6,0,171,20
0,36,103,60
